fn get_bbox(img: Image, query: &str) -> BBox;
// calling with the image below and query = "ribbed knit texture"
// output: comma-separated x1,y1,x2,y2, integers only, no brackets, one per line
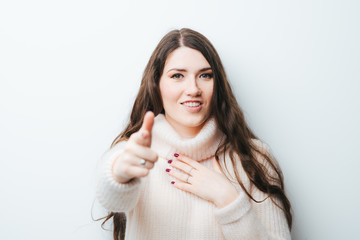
96,114,291,240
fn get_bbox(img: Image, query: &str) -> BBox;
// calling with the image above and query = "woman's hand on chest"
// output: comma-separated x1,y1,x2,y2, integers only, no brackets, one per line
166,153,239,208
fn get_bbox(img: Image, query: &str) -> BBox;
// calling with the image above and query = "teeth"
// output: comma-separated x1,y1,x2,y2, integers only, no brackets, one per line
183,102,200,107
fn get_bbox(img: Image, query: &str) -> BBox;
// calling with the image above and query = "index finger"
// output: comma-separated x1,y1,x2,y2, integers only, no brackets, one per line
173,153,203,170
140,111,155,133
131,111,154,147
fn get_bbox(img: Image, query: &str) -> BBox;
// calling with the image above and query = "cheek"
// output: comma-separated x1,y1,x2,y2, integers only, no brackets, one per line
203,81,214,101
160,81,180,106
208,86,214,100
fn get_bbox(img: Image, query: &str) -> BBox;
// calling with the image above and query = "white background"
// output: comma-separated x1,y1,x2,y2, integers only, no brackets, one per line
1,0,359,239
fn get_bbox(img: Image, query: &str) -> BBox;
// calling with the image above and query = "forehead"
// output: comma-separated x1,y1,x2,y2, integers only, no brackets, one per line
163,47,211,71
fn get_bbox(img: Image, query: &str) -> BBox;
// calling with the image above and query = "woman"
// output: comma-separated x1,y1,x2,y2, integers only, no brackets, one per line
96,28,292,240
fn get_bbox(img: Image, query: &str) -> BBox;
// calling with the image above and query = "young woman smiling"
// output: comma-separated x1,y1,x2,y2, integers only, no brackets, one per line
96,28,292,240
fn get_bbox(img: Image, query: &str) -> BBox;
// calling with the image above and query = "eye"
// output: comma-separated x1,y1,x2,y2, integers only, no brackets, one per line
200,73,213,79
171,73,184,79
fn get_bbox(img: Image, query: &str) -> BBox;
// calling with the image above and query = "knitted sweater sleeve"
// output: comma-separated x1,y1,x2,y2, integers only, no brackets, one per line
96,141,142,212
213,140,291,240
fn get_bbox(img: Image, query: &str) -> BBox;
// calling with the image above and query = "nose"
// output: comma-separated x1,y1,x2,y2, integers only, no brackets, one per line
185,77,202,97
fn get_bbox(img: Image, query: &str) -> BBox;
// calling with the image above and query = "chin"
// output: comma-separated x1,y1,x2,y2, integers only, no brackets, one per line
182,115,208,127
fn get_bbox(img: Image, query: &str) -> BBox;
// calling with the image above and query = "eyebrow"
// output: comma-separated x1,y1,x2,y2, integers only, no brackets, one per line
167,67,212,73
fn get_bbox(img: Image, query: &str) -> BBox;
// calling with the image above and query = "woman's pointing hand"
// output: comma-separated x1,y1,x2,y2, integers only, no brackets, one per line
112,111,158,183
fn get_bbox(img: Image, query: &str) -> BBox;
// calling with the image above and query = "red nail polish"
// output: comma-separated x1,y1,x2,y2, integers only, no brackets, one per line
174,153,179,157
171,181,175,184
168,160,172,164
166,168,171,172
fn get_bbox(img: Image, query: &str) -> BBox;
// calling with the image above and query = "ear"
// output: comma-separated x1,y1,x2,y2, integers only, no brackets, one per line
211,157,223,174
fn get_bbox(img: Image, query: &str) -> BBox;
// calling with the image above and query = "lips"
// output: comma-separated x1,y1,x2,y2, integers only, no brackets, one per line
180,100,203,107
180,100,203,113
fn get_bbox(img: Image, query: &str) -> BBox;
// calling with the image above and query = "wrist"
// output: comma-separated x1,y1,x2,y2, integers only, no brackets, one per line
112,157,132,184
214,188,239,209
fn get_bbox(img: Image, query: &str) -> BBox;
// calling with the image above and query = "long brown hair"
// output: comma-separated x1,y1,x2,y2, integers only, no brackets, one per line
98,28,292,239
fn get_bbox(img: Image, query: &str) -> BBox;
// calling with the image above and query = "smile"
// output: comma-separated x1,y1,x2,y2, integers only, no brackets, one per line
181,101,203,112
182,101,201,107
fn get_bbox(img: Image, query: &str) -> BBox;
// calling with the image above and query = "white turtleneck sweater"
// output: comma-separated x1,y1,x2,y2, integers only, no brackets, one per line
96,114,291,240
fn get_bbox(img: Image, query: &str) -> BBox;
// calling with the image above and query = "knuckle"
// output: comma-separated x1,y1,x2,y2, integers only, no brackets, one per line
192,170,199,177
122,153,132,162
151,152,158,162
141,169,149,177
123,166,132,176
146,161,154,169
129,132,141,144
123,144,132,153
124,141,136,152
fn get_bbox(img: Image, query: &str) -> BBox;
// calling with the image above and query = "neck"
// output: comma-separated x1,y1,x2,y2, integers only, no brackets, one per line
165,115,205,139
151,114,224,161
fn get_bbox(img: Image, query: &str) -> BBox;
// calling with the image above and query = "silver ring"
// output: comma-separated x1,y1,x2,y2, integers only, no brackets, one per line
186,175,191,183
189,167,194,175
140,159,146,166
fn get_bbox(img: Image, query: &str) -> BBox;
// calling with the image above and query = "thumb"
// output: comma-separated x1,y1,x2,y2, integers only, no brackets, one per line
212,157,223,174
139,111,155,146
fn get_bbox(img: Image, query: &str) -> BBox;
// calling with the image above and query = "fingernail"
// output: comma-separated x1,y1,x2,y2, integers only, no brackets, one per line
166,168,171,172
171,181,175,184
174,153,179,157
168,160,172,164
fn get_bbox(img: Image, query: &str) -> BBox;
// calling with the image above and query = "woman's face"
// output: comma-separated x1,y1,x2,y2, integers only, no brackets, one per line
159,47,214,138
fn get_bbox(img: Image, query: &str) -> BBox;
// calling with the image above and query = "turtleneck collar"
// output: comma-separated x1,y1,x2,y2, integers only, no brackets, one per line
151,114,224,162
